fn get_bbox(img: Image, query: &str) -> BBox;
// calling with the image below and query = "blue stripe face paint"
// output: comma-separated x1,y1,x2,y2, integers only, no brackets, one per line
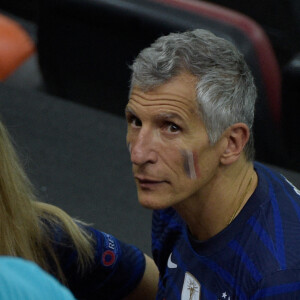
127,142,132,154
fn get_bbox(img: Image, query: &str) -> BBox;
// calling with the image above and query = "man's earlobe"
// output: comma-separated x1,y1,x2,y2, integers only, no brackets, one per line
220,123,250,165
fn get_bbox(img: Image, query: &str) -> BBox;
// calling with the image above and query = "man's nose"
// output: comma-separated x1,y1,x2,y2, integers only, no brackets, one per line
130,129,157,165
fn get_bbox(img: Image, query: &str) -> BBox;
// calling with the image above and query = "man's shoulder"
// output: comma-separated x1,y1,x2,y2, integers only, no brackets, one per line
254,161,300,202
241,162,300,277
252,161,300,234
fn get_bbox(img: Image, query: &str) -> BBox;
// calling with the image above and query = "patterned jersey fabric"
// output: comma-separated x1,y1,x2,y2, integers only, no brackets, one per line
152,162,300,299
51,224,145,299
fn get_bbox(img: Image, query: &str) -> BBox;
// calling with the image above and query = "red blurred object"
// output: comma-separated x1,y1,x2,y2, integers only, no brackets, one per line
0,14,35,80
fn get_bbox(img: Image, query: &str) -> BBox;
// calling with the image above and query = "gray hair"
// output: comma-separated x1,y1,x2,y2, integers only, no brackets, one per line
130,29,257,161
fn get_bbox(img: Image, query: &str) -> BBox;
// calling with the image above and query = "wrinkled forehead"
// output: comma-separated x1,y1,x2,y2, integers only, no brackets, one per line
127,72,200,117
127,89,199,121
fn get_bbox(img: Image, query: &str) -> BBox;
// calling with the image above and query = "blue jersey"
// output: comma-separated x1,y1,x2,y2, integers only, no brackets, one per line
152,162,300,299
50,224,145,299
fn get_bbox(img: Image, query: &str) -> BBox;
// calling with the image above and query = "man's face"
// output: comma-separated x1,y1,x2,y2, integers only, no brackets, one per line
126,73,224,210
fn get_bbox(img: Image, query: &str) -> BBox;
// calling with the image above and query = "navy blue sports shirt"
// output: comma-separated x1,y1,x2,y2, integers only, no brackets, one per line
50,224,145,299
152,162,300,299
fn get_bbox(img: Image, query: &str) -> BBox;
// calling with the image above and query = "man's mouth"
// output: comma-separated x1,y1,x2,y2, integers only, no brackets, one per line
135,176,168,189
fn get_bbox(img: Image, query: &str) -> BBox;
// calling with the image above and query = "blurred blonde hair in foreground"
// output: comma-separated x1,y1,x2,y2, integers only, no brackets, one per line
0,120,94,282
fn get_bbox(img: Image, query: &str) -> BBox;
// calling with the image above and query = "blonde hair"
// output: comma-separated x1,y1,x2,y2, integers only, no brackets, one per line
0,120,94,283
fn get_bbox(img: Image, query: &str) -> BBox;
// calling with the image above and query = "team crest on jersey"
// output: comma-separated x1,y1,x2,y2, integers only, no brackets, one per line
181,272,201,300
101,233,119,268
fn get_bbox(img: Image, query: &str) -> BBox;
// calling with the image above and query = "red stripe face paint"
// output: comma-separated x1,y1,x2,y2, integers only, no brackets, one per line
182,150,200,180
192,150,201,178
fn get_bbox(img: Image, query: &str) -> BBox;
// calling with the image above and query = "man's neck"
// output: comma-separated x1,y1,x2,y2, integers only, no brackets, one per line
173,159,258,241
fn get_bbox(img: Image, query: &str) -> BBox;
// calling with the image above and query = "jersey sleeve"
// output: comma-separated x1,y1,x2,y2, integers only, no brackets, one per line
55,225,146,299
249,269,300,299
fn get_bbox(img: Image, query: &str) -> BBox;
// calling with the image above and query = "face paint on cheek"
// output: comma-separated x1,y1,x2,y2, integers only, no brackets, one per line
127,142,132,154
192,150,201,178
181,150,200,180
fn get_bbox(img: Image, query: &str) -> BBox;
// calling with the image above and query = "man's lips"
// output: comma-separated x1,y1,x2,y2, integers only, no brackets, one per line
134,176,168,188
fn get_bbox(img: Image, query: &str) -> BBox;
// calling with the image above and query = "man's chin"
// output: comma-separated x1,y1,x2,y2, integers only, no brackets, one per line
137,191,173,210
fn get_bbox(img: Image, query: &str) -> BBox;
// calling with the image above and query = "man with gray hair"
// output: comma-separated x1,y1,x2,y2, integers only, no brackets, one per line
126,29,300,299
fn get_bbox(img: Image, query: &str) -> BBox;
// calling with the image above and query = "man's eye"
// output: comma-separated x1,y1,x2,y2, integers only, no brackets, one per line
166,122,181,133
130,116,142,128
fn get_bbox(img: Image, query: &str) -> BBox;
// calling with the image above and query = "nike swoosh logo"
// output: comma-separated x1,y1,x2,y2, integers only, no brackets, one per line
167,253,177,269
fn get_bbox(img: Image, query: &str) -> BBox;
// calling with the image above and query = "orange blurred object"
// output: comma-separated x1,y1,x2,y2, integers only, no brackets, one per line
0,14,36,80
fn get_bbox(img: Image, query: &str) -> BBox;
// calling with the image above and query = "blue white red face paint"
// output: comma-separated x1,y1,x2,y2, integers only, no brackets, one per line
128,140,200,180
182,149,200,180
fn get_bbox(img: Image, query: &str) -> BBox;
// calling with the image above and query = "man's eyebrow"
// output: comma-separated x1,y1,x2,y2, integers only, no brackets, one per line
125,106,136,116
155,112,184,122
125,107,184,122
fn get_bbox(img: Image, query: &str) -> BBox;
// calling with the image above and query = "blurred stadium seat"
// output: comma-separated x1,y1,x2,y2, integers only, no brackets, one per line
0,14,35,80
37,0,286,166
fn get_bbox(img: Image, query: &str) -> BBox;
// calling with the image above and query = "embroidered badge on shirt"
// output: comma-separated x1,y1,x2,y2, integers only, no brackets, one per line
181,272,201,300
101,233,119,268
219,291,231,299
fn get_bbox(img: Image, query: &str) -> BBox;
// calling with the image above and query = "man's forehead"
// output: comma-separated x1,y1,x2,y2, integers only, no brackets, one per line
127,73,200,118
126,96,198,121
125,105,186,122
128,89,198,114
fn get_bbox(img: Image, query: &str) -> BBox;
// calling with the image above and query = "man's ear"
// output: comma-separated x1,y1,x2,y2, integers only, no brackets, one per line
220,123,250,165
